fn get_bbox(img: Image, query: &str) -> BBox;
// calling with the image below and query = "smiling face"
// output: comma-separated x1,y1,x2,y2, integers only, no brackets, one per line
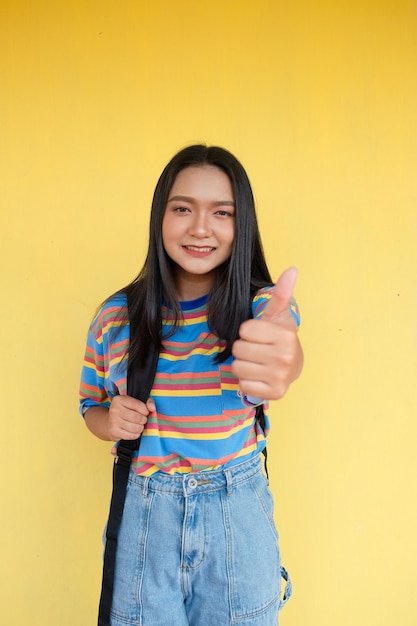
162,164,236,300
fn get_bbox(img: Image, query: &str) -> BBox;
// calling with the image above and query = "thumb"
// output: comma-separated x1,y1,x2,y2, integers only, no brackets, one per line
262,267,298,324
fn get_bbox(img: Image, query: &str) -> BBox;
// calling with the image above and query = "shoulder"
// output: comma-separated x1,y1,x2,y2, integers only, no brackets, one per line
90,293,128,341
251,286,301,325
251,286,274,318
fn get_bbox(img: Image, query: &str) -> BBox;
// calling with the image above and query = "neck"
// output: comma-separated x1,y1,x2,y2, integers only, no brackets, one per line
174,270,215,301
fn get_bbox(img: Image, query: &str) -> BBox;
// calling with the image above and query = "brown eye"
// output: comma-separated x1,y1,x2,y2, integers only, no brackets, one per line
215,209,234,217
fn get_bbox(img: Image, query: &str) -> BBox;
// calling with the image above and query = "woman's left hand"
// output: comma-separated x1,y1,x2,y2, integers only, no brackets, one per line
231,267,303,401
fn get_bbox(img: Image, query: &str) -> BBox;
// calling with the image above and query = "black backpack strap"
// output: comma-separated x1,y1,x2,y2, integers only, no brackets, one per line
247,289,269,479
98,304,158,626
255,404,268,480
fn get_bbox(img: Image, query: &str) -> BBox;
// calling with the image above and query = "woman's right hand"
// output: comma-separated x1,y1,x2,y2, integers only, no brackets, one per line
108,395,156,441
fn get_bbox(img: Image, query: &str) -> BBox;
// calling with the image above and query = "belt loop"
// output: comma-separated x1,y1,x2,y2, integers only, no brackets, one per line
279,566,293,609
142,476,149,497
225,469,233,496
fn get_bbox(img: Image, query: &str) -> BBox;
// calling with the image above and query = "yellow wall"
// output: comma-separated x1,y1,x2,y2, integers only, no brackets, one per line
1,1,416,624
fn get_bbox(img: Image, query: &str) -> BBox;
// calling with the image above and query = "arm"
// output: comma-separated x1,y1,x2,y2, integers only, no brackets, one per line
79,299,155,442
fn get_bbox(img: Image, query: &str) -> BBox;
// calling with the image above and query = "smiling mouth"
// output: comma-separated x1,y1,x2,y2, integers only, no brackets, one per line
183,245,216,253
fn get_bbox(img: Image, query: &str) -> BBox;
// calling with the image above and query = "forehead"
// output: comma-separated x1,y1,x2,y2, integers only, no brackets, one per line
170,165,234,199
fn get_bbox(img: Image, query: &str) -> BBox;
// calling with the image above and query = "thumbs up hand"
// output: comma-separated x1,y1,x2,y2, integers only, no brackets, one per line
231,268,303,401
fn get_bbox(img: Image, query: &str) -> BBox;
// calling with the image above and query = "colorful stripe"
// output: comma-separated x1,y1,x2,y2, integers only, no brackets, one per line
79,288,299,476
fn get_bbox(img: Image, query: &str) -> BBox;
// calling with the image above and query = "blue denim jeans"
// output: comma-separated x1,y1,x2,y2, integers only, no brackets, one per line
108,455,291,626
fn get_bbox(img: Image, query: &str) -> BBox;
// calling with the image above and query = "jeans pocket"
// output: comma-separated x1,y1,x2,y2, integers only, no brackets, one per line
223,473,282,621
251,472,280,541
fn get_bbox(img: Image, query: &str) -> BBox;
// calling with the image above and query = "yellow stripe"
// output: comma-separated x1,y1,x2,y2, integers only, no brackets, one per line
143,416,253,439
234,441,258,458
82,361,105,377
151,388,221,397
109,354,125,368
163,314,208,326
134,464,158,477
97,320,125,344
161,347,220,361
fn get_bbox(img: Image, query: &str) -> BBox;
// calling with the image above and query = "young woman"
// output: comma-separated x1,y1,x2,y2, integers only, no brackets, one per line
80,145,303,626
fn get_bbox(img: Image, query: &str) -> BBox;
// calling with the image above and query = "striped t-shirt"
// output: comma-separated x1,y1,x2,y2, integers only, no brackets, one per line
79,287,299,476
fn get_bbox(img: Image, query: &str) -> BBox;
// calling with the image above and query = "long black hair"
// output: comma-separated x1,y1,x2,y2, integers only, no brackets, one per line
115,144,273,368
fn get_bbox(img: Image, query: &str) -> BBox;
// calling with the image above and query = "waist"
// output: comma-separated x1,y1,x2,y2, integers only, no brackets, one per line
127,454,264,496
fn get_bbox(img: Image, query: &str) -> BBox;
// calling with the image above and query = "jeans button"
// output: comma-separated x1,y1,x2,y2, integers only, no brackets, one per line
188,478,198,489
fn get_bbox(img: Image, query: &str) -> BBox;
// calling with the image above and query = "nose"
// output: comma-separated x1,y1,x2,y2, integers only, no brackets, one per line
188,210,212,238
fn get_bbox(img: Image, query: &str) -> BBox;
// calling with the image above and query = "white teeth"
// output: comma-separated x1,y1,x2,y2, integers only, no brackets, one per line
185,246,214,252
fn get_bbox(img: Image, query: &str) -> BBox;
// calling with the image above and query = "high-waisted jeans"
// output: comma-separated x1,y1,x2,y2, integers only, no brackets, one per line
108,455,291,626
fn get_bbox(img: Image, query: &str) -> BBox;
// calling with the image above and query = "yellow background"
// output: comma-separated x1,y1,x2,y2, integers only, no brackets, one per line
1,1,416,624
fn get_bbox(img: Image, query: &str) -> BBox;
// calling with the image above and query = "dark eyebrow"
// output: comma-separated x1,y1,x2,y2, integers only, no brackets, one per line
167,195,235,207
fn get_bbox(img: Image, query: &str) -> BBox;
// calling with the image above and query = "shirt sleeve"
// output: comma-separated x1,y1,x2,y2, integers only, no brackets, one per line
79,312,113,417
252,286,301,326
